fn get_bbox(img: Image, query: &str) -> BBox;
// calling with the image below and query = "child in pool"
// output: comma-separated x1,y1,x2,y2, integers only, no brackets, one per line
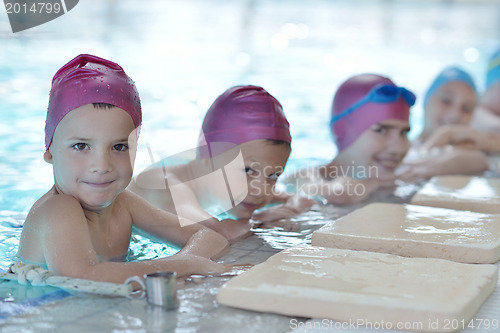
284,73,413,205
400,66,489,181
470,47,500,134
417,66,477,144
423,52,500,153
16,54,229,285
128,85,314,241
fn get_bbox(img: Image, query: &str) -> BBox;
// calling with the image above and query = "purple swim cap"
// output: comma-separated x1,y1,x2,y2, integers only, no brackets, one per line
45,54,142,149
198,85,291,158
331,74,412,152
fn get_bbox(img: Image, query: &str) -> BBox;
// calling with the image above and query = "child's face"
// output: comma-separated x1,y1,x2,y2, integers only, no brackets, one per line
425,81,476,131
340,119,410,178
225,140,290,219
44,104,137,212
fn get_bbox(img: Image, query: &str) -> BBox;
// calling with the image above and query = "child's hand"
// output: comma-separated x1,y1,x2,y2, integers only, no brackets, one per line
289,195,317,211
167,253,228,277
252,218,301,232
178,263,254,286
252,195,315,223
218,219,253,243
372,176,398,189
396,166,425,183
252,205,299,223
220,263,254,276
422,125,482,151
201,218,252,243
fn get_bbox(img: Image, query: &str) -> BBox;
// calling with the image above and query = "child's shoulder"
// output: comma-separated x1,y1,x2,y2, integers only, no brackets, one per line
26,187,84,225
117,188,153,212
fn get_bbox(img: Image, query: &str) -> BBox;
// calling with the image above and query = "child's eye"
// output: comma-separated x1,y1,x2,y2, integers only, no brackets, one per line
373,126,387,135
401,128,410,137
441,97,452,106
72,143,88,151
113,144,129,151
268,173,281,181
245,167,260,177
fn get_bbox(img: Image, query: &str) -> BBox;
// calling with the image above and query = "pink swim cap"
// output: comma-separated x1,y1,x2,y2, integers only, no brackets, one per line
45,54,142,149
198,85,291,158
331,74,413,152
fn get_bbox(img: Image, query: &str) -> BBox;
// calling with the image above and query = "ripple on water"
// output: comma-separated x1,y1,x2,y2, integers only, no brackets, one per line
251,206,337,250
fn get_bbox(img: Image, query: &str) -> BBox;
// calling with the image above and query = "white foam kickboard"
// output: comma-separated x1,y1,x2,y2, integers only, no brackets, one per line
292,260,500,333
311,202,500,264
410,176,500,214
217,246,498,333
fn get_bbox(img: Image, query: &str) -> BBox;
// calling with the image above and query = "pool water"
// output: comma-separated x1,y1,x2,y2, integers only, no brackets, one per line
1,0,499,214
0,213,23,272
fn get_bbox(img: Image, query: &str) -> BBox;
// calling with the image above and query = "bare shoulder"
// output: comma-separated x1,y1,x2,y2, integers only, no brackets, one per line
128,164,173,191
127,168,177,212
25,189,83,226
118,188,160,215
19,189,87,262
119,188,144,204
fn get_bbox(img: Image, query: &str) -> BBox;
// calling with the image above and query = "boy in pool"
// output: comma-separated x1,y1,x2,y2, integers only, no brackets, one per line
400,66,489,180
128,85,314,242
16,54,229,284
285,74,413,205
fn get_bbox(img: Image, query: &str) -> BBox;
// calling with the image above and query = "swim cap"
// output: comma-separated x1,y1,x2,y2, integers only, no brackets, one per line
331,74,413,152
486,47,500,89
423,66,476,108
198,85,291,158
45,54,142,149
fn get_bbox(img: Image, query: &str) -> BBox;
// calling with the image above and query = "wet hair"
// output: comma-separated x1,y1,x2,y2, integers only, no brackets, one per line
92,102,115,109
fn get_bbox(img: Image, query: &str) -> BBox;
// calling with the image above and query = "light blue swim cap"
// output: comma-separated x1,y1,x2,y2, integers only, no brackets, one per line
486,48,500,89
423,66,476,108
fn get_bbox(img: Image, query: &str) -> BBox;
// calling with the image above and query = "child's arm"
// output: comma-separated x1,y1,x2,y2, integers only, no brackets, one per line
470,106,500,134
251,192,316,222
200,218,253,244
422,125,500,153
38,195,226,284
315,176,395,205
398,148,489,182
422,124,500,153
130,173,253,244
129,174,217,226
123,190,229,259
286,170,395,206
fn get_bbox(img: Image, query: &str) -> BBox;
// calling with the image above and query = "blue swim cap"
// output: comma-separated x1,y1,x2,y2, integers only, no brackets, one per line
486,48,500,89
423,66,476,108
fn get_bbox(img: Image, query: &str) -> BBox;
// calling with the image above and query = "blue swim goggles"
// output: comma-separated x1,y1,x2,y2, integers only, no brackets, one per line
330,84,416,125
